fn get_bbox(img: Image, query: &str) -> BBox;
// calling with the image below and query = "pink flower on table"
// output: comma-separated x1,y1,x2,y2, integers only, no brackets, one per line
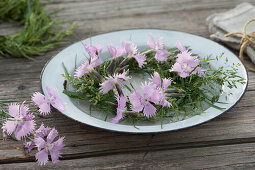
34,128,64,165
2,103,35,140
129,82,161,118
110,95,127,124
147,34,170,62
176,42,186,52
84,42,103,57
100,71,131,94
75,55,102,78
32,86,65,115
122,41,147,68
24,124,52,152
171,51,204,78
24,141,36,152
107,45,126,59
150,72,172,107
35,123,52,137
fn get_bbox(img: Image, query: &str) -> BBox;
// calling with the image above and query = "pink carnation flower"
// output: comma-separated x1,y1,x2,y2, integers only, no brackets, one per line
24,123,52,152
84,42,103,57
147,34,170,62
34,128,64,165
2,103,35,140
110,95,127,124
75,55,102,78
129,82,161,118
107,45,126,59
150,72,172,107
24,141,36,152
122,41,147,68
176,42,186,52
171,51,204,78
100,71,131,94
32,86,65,115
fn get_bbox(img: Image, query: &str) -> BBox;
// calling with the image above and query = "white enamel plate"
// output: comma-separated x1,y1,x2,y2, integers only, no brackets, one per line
41,29,248,133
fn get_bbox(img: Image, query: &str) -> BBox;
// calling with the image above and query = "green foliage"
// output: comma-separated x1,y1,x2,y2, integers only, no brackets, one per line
0,0,76,59
0,101,14,126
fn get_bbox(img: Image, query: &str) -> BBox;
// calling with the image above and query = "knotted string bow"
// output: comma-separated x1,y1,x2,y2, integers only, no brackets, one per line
225,18,255,72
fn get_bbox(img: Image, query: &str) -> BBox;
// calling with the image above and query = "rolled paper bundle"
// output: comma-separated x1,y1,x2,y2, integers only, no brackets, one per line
206,3,255,71
225,18,255,72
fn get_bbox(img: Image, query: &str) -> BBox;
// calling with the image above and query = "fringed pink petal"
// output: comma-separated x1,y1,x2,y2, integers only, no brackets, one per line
99,77,115,94
143,102,157,118
8,103,20,118
155,50,169,62
14,120,35,140
129,91,144,112
2,120,17,135
32,92,47,106
47,128,58,144
38,102,51,115
36,148,49,166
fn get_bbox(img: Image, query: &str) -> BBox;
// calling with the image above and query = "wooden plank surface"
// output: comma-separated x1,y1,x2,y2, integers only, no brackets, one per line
1,0,255,169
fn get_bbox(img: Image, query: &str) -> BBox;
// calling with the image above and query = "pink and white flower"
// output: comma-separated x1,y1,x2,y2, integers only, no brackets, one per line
107,45,126,59
100,71,131,94
2,103,35,140
24,124,52,152
122,41,147,68
110,95,127,124
171,51,204,78
75,55,102,78
32,86,65,115
150,72,172,107
129,82,161,118
84,42,103,57
147,34,170,62
176,42,186,52
34,128,64,165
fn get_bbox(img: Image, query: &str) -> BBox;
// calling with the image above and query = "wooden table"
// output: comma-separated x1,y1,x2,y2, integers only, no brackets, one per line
1,0,255,169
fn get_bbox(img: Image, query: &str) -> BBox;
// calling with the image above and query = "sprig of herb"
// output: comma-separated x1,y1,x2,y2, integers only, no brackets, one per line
0,0,76,59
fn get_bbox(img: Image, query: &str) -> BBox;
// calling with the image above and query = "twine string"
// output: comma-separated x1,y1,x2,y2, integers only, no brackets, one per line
225,18,255,72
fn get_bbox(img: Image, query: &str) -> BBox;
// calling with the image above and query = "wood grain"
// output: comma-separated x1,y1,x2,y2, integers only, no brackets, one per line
1,0,255,169
1,143,255,169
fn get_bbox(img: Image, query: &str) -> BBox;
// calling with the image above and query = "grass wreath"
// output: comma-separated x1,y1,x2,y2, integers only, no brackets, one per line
0,0,76,59
62,34,246,127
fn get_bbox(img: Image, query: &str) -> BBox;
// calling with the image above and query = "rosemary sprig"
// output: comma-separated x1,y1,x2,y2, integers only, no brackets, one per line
0,0,76,59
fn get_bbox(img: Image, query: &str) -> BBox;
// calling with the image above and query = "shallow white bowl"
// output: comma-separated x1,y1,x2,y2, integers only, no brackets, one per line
41,29,248,133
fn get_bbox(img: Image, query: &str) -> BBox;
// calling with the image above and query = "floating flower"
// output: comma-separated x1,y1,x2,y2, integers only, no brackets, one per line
34,128,64,165
110,95,127,123
2,103,35,140
171,51,204,78
100,71,131,94
84,42,103,57
122,41,147,68
75,55,102,78
176,42,186,52
107,45,126,59
150,72,172,107
129,82,161,118
147,34,170,62
32,86,65,115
